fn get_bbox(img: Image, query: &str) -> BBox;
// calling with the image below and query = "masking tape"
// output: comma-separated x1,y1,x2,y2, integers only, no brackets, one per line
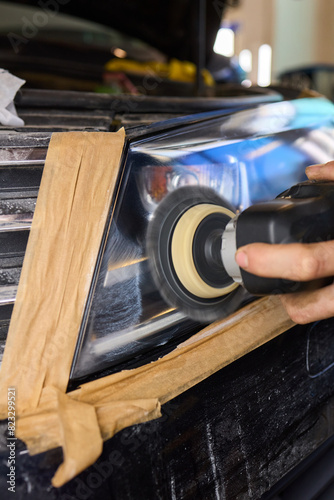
16,295,293,486
0,129,295,487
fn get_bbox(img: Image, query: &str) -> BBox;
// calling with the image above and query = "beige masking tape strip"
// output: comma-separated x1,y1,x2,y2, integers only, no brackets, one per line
16,392,161,455
51,388,103,489
16,392,161,487
70,295,294,406
95,399,162,442
0,129,125,415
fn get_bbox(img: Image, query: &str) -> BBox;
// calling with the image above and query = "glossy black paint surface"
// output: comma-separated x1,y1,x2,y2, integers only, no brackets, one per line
1,319,334,499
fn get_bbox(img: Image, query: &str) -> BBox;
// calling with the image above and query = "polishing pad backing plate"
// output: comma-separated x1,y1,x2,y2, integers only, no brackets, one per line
146,185,248,323
171,204,238,298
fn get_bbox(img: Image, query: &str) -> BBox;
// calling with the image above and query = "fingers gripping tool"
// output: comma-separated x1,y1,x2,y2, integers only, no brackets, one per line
147,181,334,321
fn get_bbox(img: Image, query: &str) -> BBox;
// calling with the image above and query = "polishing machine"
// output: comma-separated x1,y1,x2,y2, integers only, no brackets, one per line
147,180,334,322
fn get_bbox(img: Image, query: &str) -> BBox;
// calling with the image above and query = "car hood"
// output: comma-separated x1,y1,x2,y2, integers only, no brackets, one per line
9,0,238,64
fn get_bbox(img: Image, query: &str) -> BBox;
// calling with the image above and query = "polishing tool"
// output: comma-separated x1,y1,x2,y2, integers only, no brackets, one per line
147,181,334,322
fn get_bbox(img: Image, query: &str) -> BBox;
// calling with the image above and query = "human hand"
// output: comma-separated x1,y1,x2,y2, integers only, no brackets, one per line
235,161,334,324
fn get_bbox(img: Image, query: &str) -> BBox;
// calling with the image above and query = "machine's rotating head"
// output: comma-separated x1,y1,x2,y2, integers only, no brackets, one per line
146,185,244,323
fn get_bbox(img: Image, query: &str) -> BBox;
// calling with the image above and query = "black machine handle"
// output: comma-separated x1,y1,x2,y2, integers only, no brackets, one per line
236,180,334,295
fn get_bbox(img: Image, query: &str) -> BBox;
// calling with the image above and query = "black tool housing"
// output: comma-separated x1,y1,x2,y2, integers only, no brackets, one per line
237,180,334,294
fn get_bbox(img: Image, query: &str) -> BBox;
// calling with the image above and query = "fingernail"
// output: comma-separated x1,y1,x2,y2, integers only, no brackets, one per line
305,165,321,175
235,250,248,269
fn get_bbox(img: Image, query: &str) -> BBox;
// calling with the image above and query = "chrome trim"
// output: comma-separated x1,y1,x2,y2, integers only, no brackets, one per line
0,214,32,231
0,285,17,305
0,147,47,166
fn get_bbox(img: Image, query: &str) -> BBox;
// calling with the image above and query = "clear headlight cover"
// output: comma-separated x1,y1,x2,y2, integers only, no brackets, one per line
70,97,334,379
